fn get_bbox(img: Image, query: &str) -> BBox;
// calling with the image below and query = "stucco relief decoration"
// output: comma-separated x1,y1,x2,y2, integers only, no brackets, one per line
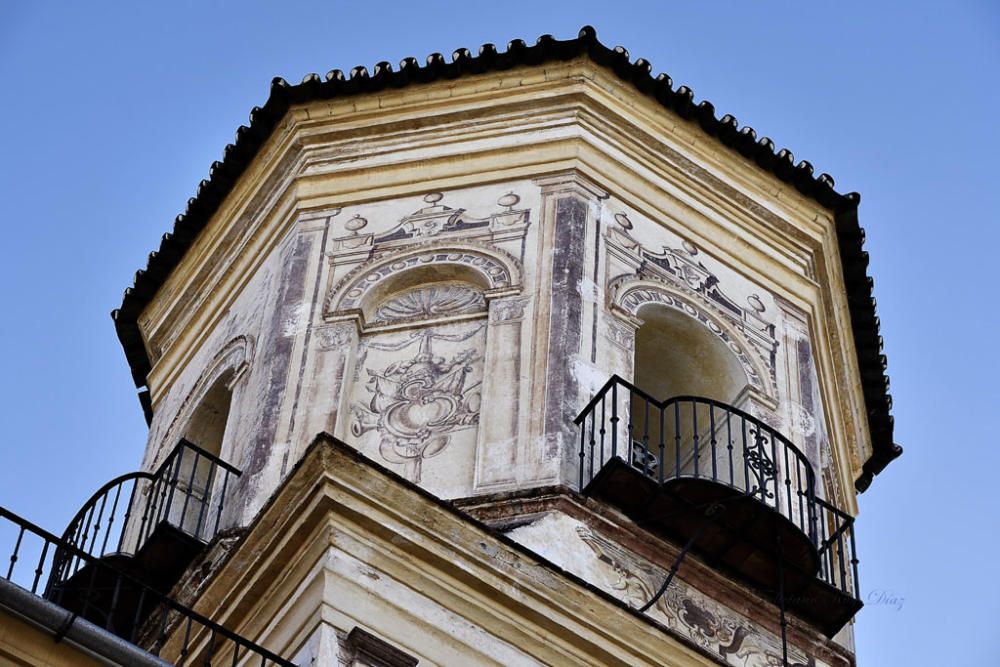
371,191,529,244
351,324,484,482
372,283,485,325
489,296,528,324
314,322,356,350
606,320,636,351
330,249,514,317
576,526,815,667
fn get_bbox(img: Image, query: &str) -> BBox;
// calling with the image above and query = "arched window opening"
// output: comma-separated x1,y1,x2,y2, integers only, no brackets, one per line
633,305,747,404
182,374,233,457
170,373,234,537
630,305,752,482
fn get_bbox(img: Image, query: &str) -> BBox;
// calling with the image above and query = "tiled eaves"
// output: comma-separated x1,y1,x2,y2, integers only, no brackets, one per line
111,25,900,491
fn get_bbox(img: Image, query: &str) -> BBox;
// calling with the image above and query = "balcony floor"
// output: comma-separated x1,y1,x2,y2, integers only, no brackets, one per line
584,456,861,636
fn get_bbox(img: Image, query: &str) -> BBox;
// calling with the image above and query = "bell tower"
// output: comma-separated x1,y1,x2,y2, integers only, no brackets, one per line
0,27,899,667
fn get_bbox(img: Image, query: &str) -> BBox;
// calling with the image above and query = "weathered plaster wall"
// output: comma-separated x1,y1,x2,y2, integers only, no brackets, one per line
130,60,868,665
166,438,726,667
508,512,844,667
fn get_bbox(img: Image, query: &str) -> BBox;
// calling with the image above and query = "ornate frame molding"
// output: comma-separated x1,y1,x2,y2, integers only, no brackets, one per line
325,241,523,331
154,334,256,466
609,276,778,401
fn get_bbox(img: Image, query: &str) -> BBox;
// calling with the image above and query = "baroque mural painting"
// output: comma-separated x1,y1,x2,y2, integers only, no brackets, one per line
576,525,821,667
350,318,486,492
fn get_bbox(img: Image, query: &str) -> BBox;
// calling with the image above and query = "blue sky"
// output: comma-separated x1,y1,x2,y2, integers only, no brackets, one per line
1,2,997,664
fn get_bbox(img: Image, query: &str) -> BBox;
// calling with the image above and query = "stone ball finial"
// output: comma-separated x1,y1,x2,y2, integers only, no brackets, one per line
423,192,444,205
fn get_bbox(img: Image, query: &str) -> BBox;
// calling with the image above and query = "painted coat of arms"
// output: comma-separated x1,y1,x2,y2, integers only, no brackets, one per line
351,325,483,482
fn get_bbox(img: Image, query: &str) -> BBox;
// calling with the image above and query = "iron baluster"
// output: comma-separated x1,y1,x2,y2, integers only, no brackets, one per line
837,519,847,592
137,478,154,551
768,427,778,511
180,615,194,665
194,462,217,541
87,491,109,557
79,553,101,618
588,411,596,484
204,629,217,667
658,405,666,484
796,462,805,537
117,479,139,553
78,504,96,571
598,396,606,471
642,397,650,476
784,441,792,527
100,482,125,558
31,539,49,594
726,410,734,486
7,526,24,579
692,399,699,478
179,450,203,534
625,391,634,462
610,382,619,460
107,574,124,632
741,416,750,497
709,402,718,482
674,400,681,478
153,604,170,655
129,587,147,644
162,447,186,528
213,471,231,536
850,526,861,598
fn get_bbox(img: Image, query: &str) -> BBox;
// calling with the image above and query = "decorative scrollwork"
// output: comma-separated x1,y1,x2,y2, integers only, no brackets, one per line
745,428,776,499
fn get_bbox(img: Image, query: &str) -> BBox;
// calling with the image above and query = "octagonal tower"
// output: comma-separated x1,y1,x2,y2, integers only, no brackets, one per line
90,27,898,666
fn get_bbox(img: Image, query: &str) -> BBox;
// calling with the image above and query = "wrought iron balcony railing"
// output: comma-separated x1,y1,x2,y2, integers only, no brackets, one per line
48,439,240,591
1,506,294,666
575,375,860,635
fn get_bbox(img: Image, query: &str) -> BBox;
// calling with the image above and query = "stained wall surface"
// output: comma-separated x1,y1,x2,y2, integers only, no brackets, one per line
132,60,866,666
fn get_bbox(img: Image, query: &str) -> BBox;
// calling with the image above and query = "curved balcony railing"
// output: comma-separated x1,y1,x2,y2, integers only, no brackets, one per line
575,375,859,601
1,506,294,666
48,439,241,590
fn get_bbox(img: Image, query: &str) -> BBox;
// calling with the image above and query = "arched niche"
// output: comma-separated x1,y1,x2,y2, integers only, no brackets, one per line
325,244,526,495
362,264,490,327
325,243,522,330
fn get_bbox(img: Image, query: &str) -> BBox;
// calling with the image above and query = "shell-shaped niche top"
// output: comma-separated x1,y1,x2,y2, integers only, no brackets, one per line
371,282,486,325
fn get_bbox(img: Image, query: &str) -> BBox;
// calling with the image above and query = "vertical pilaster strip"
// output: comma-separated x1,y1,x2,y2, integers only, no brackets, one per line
531,173,607,486
232,227,314,522
473,296,527,490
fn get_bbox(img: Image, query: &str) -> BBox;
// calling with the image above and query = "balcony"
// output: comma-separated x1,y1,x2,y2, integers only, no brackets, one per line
43,439,242,638
576,376,861,636
0,505,292,665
